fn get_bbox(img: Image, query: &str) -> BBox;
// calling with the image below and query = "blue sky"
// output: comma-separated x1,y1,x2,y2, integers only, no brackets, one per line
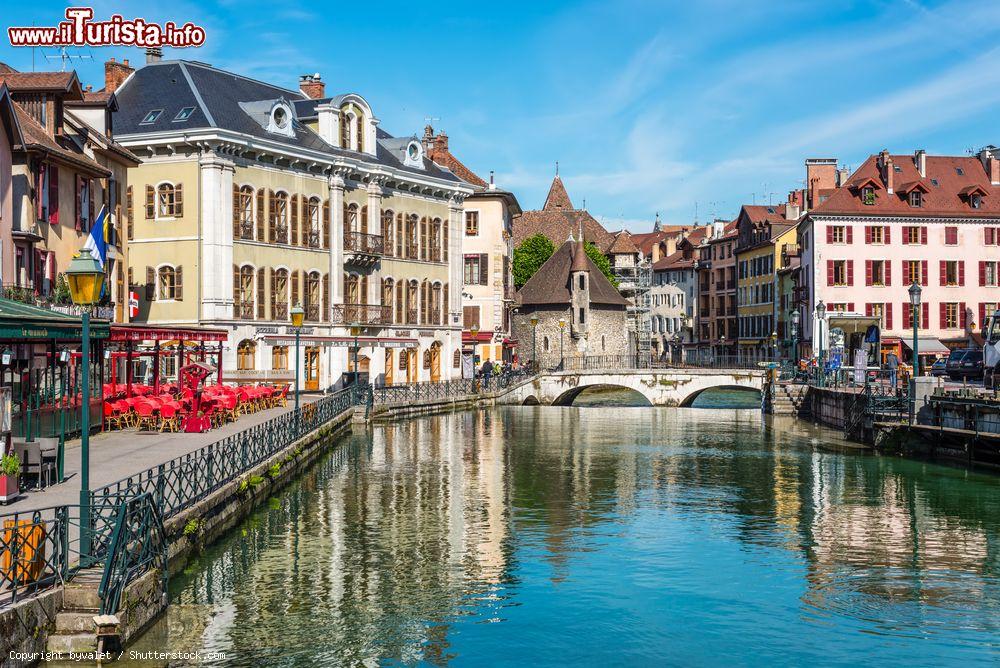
3,1,1000,231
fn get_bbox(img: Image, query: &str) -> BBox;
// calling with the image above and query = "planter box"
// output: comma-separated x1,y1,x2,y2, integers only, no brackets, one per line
0,474,18,503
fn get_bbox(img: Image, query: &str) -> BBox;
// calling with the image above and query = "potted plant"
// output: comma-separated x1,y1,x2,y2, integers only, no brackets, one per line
0,452,21,503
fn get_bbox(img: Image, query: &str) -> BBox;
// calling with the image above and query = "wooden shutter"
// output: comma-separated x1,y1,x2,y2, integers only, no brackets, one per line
396,213,403,256
865,226,871,244
145,185,154,219
420,282,428,323
920,227,927,244
981,261,987,286
75,175,83,230
395,281,403,324
233,265,240,311
885,303,892,329
420,218,427,260
922,303,928,328
87,179,95,230
291,270,300,307
322,273,330,321
35,162,45,220
175,265,183,301
903,302,911,329
846,227,853,244
128,266,133,291
826,260,834,286
146,266,155,301
323,200,330,248
960,302,968,329
443,222,449,262
443,284,449,324
356,115,363,152
958,261,965,286
174,183,183,217
865,260,872,286
939,260,946,285
291,194,299,245
126,185,133,239
846,260,854,285
233,184,241,238
48,164,59,224
257,268,266,319
361,206,368,235
921,260,928,286
883,226,890,244
884,260,891,286
361,275,369,305
987,228,996,245
479,254,489,285
940,303,947,329
268,189,276,241
826,226,833,244
257,188,265,240
343,202,350,237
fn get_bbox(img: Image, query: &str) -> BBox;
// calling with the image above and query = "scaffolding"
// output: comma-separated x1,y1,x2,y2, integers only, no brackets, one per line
613,261,652,361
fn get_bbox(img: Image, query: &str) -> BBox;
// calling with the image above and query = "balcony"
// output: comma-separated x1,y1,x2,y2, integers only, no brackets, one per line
234,300,255,320
271,302,288,321
331,303,392,326
305,303,320,322
344,232,384,267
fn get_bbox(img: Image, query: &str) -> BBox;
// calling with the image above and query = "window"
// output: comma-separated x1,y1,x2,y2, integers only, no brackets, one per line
908,191,922,207
140,109,163,125
464,254,488,285
236,185,254,239
271,345,288,370
237,340,256,371
272,105,289,129
465,211,479,236
904,226,925,244
861,186,875,205
271,192,289,243
943,260,961,287
943,302,960,329
868,260,887,286
382,210,394,256
971,194,983,209
944,227,958,245
234,265,255,318
904,260,922,285
830,260,849,286
157,266,177,300
463,305,480,330
831,226,845,244
543,336,550,352
986,228,1000,245
867,226,885,244
271,268,288,320
156,183,181,218
578,307,585,324
306,197,321,247
982,261,999,287
173,107,195,122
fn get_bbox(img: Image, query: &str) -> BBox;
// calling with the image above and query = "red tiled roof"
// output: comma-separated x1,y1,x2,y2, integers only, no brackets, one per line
12,103,110,176
0,68,82,98
812,154,1000,219
543,175,573,210
426,146,486,187
513,175,615,252
607,230,639,255
652,248,695,271
741,204,791,226
629,225,692,256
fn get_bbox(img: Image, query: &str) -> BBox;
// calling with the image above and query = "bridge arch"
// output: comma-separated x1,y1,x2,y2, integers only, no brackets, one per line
522,395,540,406
678,385,762,408
551,384,652,407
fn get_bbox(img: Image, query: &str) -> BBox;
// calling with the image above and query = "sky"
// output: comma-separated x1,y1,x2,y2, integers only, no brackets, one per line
2,1,999,232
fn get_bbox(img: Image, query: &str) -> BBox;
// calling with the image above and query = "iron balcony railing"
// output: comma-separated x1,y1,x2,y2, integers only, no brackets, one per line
305,303,320,322
331,303,392,325
344,231,384,256
272,302,289,321
234,300,255,319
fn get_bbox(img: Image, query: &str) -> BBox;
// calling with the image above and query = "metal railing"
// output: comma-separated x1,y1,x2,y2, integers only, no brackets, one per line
98,493,166,615
344,231,384,256
331,303,392,326
369,369,535,406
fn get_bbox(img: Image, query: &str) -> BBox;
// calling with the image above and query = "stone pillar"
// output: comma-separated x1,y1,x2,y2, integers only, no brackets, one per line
199,152,235,321
447,194,465,379
328,171,347,386
366,180,383,306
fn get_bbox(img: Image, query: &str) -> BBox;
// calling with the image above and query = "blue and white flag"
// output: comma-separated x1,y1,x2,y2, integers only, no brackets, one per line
83,205,109,269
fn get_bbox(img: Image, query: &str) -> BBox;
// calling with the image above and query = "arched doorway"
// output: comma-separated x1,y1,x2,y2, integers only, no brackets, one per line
407,348,418,383
430,342,442,382
384,348,394,385
304,346,320,391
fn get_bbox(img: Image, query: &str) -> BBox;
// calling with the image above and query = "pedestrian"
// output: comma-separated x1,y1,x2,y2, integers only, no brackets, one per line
885,351,900,389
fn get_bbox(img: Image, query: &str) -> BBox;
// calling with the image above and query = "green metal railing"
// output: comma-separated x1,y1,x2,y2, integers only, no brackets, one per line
98,493,166,615
369,369,535,406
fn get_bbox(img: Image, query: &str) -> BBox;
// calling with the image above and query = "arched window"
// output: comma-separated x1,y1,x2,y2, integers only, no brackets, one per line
382,278,394,318
407,280,418,324
271,191,289,243
431,218,442,262
453,349,461,368
345,203,359,238
306,197,321,248
235,185,254,239
305,271,320,321
345,273,360,305
271,268,288,320
406,215,418,259
422,348,431,369
237,340,256,370
157,265,177,300
234,264,255,319
156,183,181,218
543,336,550,352
382,210,394,256
271,345,288,370
432,283,442,325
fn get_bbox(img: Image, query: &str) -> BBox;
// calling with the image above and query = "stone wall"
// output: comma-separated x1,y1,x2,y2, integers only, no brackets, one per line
512,305,628,368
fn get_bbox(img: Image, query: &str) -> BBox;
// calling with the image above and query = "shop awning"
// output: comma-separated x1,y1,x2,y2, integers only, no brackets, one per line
262,335,418,348
110,324,228,342
0,298,110,340
899,337,950,355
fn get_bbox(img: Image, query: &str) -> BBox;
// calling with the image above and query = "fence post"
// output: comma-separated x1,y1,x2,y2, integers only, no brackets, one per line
155,464,165,512
57,506,69,580
207,444,215,492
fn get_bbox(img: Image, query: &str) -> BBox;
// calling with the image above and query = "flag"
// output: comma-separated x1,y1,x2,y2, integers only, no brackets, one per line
129,290,139,318
83,205,109,269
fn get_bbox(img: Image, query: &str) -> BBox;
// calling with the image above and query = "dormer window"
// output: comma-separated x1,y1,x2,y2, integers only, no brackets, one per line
173,107,195,122
140,109,163,125
972,193,983,209
909,191,922,207
263,101,295,138
272,105,289,129
403,140,424,168
861,186,875,205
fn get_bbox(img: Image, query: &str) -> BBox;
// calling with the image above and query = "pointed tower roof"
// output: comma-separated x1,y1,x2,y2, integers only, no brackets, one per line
571,238,590,272
543,175,574,210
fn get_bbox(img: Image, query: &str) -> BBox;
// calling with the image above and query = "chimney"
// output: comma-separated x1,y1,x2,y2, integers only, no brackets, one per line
879,150,894,194
299,73,325,99
785,202,800,220
915,149,926,178
104,57,134,94
145,47,162,64
804,158,837,208
837,168,850,187
979,147,1000,185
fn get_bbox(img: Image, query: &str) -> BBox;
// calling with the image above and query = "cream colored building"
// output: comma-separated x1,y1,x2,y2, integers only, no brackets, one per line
111,56,472,389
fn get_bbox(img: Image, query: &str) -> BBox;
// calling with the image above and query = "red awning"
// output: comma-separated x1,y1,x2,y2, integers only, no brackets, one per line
263,335,418,348
110,324,228,342
462,332,493,343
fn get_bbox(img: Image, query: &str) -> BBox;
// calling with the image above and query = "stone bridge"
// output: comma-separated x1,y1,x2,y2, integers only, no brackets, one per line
499,368,766,407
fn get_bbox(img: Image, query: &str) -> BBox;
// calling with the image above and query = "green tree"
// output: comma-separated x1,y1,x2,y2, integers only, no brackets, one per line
585,242,618,287
513,234,555,288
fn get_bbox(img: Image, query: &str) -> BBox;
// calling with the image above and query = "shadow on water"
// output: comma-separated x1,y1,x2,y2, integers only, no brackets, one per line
568,385,761,409
689,386,761,409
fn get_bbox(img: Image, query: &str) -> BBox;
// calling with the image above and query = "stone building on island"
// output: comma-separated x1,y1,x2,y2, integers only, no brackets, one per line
512,235,628,368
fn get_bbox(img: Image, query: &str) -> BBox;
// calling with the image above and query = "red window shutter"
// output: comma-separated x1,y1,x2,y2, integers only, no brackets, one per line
826,260,834,286
921,260,928,286
960,302,967,329
922,303,929,329
48,165,59,224
940,302,946,328
920,227,927,244
980,261,986,286
846,260,854,286
986,228,996,245
479,254,489,285
848,302,855,312
903,303,911,329
945,227,956,245
865,303,872,316
884,226,890,244
981,303,987,330
846,227,853,244
865,260,872,286
958,261,965,286
35,162,45,220
939,260,946,285
826,226,833,244
865,226,872,244
885,303,892,329
884,260,891,286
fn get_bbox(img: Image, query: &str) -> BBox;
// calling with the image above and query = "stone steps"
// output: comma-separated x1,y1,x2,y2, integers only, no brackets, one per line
48,570,103,654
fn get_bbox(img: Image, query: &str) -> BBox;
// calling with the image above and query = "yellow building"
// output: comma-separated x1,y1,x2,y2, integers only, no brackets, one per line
111,56,473,388
735,204,799,362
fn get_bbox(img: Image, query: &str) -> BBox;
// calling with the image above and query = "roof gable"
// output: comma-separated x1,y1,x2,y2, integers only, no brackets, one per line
543,175,573,210
518,239,626,307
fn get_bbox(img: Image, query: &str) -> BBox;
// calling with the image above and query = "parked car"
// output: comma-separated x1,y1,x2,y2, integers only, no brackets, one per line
947,349,983,381
930,357,949,377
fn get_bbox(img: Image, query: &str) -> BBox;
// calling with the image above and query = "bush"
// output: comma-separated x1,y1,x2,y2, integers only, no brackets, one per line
183,519,200,537
1,453,20,477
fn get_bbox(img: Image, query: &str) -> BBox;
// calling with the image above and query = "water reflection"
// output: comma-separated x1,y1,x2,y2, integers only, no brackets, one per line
134,407,1000,666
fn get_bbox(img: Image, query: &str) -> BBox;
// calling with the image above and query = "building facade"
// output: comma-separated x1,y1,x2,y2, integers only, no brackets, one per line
112,56,472,389
800,149,1000,364
695,219,738,358
650,227,704,362
0,85,14,284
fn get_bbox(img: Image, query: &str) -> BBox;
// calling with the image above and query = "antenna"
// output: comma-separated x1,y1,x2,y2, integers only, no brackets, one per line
44,46,92,71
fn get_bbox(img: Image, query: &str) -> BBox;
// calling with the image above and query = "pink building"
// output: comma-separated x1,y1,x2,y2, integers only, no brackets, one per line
799,148,1000,364
0,84,18,284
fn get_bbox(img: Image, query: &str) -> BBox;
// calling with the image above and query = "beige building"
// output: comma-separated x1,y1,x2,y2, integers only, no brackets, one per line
111,55,472,389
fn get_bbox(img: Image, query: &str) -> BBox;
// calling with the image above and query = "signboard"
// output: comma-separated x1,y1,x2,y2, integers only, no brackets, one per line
268,339,413,348
228,369,294,381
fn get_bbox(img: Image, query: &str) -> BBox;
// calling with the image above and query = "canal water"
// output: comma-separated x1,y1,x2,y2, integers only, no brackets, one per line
133,401,1000,666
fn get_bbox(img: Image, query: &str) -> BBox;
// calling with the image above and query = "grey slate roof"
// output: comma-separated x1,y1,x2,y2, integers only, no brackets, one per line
114,60,463,183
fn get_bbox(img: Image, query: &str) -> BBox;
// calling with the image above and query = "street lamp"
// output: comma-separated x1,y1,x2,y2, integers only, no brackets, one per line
770,331,778,364
530,315,539,368
558,318,566,369
65,247,105,561
349,321,362,385
290,304,304,413
790,309,800,363
470,323,479,366
909,282,922,378
719,335,726,365
816,300,826,387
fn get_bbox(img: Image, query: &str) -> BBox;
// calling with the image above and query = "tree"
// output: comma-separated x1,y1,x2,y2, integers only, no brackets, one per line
585,242,618,287
513,234,555,288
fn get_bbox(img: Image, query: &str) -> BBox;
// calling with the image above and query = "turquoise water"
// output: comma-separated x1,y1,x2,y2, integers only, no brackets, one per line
134,407,1000,666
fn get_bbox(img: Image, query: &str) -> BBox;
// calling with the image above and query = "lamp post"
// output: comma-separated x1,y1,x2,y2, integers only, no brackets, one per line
349,321,361,385
790,309,800,364
290,304,304,414
909,282,922,379
770,331,778,364
470,324,479,368
65,248,105,561
530,315,539,369
558,318,566,369
719,335,726,366
816,300,826,387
